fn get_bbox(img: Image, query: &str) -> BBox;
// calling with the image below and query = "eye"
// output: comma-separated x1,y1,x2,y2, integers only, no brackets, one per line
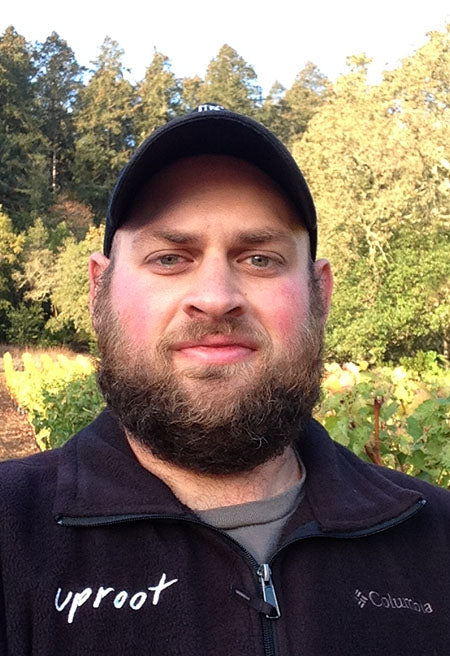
158,254,184,266
249,254,271,268
239,252,285,275
146,252,191,274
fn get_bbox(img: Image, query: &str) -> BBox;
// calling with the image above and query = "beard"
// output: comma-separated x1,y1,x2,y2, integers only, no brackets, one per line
93,267,325,475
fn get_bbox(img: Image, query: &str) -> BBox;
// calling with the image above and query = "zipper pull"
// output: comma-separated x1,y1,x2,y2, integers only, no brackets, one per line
257,564,281,619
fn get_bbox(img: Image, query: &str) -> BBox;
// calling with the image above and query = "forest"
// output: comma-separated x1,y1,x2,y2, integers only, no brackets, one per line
0,24,449,365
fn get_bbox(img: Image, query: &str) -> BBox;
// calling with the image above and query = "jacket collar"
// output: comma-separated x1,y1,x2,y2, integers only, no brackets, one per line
298,420,423,532
54,409,193,521
54,409,423,532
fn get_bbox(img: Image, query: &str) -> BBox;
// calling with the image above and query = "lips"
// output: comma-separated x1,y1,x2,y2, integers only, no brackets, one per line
173,335,259,350
172,335,258,365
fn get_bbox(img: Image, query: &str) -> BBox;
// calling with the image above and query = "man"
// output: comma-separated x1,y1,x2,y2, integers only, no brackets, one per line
1,104,449,655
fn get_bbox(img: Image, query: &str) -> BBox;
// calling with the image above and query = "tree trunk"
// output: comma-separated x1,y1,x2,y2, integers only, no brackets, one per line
52,149,57,193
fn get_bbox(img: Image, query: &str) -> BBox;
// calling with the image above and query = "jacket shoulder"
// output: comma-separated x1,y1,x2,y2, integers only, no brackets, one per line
0,448,60,507
370,458,450,506
334,438,450,517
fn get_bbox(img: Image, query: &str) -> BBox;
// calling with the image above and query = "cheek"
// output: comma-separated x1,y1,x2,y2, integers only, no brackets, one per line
110,272,164,344
259,280,309,338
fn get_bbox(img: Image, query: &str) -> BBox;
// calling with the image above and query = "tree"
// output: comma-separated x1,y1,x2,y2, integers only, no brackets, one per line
294,53,386,278
0,207,24,339
199,44,261,115
46,197,94,240
72,37,134,221
259,64,331,146
46,225,104,343
12,218,103,346
325,226,450,362
295,27,450,362
179,75,204,113
283,62,331,146
133,51,180,143
258,81,289,142
0,26,48,229
33,32,83,195
13,217,70,307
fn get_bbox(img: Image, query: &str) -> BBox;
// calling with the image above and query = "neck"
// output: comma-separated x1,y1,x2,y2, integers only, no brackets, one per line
126,437,301,510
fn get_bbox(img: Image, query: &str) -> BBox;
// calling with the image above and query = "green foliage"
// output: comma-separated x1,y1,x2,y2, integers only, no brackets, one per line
5,301,46,344
0,208,24,339
1,23,449,367
296,27,450,363
13,218,67,306
11,220,103,348
44,225,104,344
46,196,94,240
36,371,104,449
199,44,261,114
324,223,450,362
5,350,449,487
0,26,49,229
133,51,180,143
317,361,450,487
3,351,104,449
257,81,287,139
33,31,83,194
283,62,331,144
72,37,134,220
399,351,448,376
260,63,331,146
179,75,204,112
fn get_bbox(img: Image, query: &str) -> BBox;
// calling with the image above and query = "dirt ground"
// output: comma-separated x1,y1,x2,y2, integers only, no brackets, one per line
0,373,39,461
0,344,84,462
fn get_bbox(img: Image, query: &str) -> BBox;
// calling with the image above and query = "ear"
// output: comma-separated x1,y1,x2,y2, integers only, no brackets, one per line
88,252,111,316
313,258,333,324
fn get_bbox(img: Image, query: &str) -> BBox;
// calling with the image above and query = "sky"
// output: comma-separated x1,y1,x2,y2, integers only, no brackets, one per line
2,0,450,95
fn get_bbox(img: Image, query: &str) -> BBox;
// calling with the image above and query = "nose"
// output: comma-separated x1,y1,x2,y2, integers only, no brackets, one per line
181,256,248,320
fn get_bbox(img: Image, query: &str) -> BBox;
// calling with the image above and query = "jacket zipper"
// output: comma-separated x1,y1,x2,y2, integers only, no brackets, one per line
59,513,279,656
257,564,281,619
257,564,280,656
58,498,426,656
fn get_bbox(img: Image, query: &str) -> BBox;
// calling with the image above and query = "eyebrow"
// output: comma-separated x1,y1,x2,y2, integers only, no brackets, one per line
131,229,195,248
235,229,295,244
132,228,296,248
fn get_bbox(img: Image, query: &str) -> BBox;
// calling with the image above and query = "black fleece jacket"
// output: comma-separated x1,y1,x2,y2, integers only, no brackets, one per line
1,409,450,655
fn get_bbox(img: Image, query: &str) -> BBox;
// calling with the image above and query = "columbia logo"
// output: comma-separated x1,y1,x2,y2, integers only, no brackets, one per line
353,588,433,614
354,589,368,608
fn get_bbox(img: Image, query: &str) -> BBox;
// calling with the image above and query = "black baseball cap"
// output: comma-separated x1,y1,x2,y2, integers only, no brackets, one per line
105,103,318,259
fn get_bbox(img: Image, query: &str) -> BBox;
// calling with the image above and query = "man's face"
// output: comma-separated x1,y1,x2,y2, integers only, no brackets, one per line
90,155,332,474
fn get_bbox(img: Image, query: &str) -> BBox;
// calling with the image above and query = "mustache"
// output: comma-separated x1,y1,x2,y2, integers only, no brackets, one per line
156,318,271,353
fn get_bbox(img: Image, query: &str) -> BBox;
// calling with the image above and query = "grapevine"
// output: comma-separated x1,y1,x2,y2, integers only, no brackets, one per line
3,353,449,487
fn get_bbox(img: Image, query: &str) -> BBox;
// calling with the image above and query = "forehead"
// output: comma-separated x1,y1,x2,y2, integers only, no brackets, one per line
115,155,306,246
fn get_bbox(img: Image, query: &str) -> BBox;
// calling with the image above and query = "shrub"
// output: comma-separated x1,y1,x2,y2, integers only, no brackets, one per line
3,351,104,450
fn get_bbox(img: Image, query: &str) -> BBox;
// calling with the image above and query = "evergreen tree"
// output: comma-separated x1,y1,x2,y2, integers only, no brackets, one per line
179,75,204,113
0,207,24,339
0,26,48,229
258,81,289,142
283,62,331,145
134,51,180,143
33,32,83,196
259,63,330,146
199,44,261,115
72,37,134,221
